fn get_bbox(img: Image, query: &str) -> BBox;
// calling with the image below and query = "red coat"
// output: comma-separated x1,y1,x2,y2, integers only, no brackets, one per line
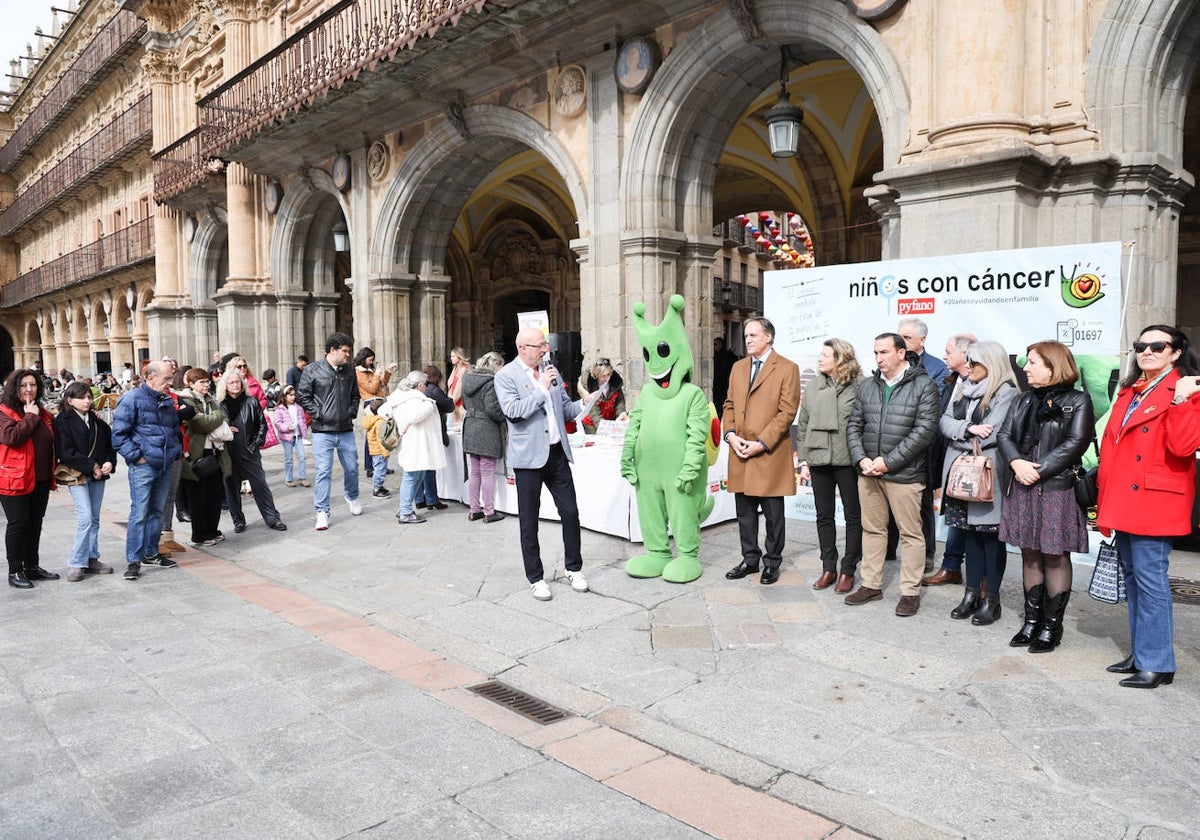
1097,369,1200,536
0,404,56,495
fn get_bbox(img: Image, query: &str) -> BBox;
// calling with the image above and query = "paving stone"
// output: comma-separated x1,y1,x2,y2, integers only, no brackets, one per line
329,688,457,749
419,600,572,658
267,751,443,838
524,635,699,709
14,651,138,700
357,798,510,839
249,640,360,682
176,682,319,742
456,759,709,839
651,625,714,650
386,716,542,795
57,710,208,776
126,792,319,839
2,776,119,840
220,715,373,784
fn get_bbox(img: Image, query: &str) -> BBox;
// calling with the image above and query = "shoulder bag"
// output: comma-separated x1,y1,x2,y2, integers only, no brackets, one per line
54,420,96,486
944,437,994,503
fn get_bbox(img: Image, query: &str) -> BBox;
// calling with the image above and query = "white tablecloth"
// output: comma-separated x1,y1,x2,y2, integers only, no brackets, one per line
436,432,736,543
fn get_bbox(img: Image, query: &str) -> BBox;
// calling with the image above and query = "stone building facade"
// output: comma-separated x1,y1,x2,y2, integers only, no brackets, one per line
2,0,1199,389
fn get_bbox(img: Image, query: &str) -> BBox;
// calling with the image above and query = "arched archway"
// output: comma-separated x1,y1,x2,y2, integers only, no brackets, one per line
371,104,587,369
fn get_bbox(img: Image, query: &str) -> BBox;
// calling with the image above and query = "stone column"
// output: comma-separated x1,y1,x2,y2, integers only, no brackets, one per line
368,274,417,373
414,274,450,371
618,230,688,392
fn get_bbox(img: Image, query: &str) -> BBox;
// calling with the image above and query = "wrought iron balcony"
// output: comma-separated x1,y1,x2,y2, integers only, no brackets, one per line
1,218,154,307
0,10,145,174
0,96,151,237
712,277,762,311
152,126,225,205
196,0,487,154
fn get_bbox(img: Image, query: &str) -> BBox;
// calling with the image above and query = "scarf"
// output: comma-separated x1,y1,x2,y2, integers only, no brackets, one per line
1016,385,1071,455
951,377,987,423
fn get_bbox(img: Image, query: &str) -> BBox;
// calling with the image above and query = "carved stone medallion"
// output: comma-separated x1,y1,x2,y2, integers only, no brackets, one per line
553,66,586,118
367,141,390,182
614,36,661,95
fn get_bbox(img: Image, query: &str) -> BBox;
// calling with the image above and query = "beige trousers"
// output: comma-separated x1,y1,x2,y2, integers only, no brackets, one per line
858,476,926,597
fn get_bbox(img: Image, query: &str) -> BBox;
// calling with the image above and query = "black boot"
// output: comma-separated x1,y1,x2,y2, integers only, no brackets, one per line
971,596,1002,625
1028,590,1071,653
1009,583,1045,646
950,587,981,619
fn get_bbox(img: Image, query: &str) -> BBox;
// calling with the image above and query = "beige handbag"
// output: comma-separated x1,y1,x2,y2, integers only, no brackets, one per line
944,438,994,503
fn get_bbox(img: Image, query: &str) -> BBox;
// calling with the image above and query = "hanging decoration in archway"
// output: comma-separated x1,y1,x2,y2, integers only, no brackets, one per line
735,211,815,267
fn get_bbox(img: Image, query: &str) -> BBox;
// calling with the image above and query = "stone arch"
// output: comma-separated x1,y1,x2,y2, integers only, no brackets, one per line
622,0,908,236
371,104,588,278
269,170,350,295
89,297,108,342
189,212,229,306
1086,0,1200,161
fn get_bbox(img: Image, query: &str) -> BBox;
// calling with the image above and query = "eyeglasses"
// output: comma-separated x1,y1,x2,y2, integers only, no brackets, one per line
1133,340,1173,354
965,359,979,368
520,342,549,349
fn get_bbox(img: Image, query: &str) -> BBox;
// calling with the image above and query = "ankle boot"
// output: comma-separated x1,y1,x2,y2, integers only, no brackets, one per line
1009,583,1045,646
950,587,981,619
971,596,1002,625
1028,590,1071,653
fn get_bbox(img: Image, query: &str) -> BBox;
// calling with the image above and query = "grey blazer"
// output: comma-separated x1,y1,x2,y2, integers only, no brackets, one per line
494,359,583,468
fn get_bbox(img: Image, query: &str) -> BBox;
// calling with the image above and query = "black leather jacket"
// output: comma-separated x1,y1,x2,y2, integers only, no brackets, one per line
221,393,268,460
997,388,1094,491
296,358,358,433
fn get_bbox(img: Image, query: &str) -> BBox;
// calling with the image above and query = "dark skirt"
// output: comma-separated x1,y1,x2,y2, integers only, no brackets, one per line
998,481,1088,554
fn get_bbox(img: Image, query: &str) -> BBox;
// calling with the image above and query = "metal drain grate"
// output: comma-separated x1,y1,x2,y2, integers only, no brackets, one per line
1170,578,1200,606
467,680,572,725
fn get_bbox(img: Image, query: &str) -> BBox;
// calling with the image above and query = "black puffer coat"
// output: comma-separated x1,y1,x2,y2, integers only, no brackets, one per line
461,369,506,459
997,387,1093,490
847,363,941,483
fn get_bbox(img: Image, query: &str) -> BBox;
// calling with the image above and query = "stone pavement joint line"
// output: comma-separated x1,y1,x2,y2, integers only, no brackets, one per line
177,550,862,837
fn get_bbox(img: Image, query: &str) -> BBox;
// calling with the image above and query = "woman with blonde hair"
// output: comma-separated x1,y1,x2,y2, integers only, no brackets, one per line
998,340,1093,652
447,347,471,423
581,358,625,433
796,337,864,593
218,368,286,533
940,340,1019,625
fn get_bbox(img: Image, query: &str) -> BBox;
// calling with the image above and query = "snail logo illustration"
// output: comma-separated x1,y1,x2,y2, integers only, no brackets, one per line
1060,262,1105,309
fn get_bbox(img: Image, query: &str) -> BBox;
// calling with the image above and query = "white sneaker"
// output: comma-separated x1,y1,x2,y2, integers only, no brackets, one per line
564,570,588,592
347,497,363,516
315,511,329,531
530,580,552,601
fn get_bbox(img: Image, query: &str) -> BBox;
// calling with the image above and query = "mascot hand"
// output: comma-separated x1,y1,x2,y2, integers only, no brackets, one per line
674,475,693,493
621,464,639,486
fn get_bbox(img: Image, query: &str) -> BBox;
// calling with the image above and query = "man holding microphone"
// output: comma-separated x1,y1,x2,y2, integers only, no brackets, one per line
495,327,597,601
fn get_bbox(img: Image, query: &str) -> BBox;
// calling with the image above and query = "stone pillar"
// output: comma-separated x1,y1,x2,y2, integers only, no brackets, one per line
367,275,417,373
414,274,450,371
619,230,688,393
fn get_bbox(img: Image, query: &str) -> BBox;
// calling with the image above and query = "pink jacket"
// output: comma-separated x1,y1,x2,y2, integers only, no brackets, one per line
272,403,308,443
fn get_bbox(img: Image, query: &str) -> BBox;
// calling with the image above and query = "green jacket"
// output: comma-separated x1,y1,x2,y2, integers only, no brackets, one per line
178,390,232,480
794,373,860,467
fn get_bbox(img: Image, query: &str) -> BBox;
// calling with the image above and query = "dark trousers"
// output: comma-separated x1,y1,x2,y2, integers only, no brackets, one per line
223,453,281,528
940,524,967,571
514,445,581,583
187,470,225,542
963,529,1006,595
887,484,935,561
2,481,51,573
809,465,862,576
734,493,786,570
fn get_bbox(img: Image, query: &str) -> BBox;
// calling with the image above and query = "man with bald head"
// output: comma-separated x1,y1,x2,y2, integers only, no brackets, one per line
111,360,194,580
494,327,597,601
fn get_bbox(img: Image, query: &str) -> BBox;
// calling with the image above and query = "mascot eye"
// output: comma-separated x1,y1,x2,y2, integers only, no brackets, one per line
642,348,650,362
657,342,670,358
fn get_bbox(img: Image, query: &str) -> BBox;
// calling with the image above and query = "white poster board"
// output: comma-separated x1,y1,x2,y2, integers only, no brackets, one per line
763,241,1124,545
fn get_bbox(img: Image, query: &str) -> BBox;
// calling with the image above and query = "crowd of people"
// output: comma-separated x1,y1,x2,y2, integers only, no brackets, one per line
4,321,1198,689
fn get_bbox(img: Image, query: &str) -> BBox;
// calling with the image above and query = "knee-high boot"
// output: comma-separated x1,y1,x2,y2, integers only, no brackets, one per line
1027,590,1070,653
1009,583,1045,647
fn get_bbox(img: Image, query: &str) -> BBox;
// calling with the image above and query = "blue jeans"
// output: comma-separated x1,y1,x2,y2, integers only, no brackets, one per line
398,469,422,516
1115,531,1176,673
126,462,173,564
281,438,307,482
68,480,106,567
311,431,359,514
421,469,438,505
940,524,967,572
372,455,388,492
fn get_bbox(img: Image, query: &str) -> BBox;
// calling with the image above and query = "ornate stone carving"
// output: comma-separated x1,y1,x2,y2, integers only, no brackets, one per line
367,141,390,182
446,102,472,141
492,231,542,281
552,66,586,118
845,0,909,21
728,0,762,43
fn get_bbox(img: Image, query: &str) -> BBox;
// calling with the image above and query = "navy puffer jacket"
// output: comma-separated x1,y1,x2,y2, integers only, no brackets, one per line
111,384,184,470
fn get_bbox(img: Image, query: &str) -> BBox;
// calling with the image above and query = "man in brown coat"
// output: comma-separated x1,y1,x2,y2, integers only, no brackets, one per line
721,317,802,584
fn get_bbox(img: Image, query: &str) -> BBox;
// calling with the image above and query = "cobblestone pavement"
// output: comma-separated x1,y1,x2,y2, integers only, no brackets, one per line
2,447,1198,839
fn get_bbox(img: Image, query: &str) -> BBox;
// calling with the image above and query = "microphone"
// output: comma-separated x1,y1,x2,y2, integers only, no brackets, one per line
543,352,557,387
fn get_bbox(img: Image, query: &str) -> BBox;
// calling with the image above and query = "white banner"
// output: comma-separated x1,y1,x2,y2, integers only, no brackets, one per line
763,241,1124,546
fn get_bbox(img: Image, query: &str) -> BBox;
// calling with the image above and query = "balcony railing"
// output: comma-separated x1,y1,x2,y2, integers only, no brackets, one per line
1,218,154,307
0,10,146,173
0,96,151,236
712,277,762,311
196,0,486,154
152,126,224,204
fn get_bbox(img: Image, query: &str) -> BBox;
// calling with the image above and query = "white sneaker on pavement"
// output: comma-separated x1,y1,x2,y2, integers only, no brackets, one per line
564,570,588,592
315,511,329,531
530,580,552,601
347,497,363,516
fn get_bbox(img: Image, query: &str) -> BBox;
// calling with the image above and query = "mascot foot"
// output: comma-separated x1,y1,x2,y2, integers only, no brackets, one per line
662,556,702,584
625,554,670,579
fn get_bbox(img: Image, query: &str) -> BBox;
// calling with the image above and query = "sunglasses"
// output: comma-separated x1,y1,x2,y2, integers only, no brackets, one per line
235,363,248,369
1132,341,1173,354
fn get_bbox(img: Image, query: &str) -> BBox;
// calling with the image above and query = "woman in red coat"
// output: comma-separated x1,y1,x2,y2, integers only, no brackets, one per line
0,369,58,589
1097,325,1200,688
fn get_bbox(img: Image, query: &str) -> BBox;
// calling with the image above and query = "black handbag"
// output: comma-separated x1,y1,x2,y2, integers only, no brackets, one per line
1071,440,1100,510
190,453,221,479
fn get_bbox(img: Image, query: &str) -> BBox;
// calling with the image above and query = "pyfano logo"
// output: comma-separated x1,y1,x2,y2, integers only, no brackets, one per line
897,298,935,316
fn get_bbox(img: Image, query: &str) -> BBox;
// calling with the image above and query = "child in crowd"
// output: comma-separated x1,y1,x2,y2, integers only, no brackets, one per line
361,398,391,498
273,385,310,487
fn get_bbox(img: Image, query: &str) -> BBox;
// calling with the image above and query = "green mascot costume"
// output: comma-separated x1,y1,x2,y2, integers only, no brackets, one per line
620,294,715,583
